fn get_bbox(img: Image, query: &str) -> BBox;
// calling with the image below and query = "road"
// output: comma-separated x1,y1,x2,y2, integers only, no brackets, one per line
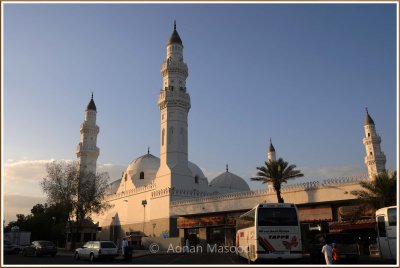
3,252,397,265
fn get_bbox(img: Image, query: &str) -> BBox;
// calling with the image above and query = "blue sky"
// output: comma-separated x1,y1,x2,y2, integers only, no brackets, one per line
2,3,397,223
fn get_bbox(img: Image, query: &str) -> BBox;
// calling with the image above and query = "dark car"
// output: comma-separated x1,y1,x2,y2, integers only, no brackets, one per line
309,233,360,263
22,241,57,257
3,240,22,254
74,241,118,262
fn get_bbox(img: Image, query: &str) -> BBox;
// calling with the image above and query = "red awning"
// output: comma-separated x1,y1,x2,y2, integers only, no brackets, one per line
329,219,376,233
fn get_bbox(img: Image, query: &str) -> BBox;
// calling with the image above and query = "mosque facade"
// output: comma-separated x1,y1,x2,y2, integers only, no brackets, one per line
79,23,387,244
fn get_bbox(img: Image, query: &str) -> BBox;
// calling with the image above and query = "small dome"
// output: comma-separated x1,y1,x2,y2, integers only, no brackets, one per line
87,94,97,111
167,21,183,46
188,161,206,179
364,109,375,126
210,171,250,192
126,154,160,185
107,179,121,195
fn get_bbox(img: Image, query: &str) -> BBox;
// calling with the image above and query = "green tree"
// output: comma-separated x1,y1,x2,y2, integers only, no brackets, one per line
40,160,112,249
350,170,397,213
5,203,67,246
251,158,304,203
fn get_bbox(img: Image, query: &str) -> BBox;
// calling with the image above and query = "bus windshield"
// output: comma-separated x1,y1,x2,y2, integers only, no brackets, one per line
258,207,298,226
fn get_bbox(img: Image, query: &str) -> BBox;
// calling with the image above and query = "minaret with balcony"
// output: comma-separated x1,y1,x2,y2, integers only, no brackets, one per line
156,21,193,189
363,108,386,179
76,94,100,178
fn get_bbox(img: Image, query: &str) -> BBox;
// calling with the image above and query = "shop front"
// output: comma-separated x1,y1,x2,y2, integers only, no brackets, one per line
177,211,245,247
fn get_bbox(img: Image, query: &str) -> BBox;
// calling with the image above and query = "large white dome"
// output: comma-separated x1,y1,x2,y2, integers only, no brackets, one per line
125,153,160,187
122,153,207,188
210,171,250,193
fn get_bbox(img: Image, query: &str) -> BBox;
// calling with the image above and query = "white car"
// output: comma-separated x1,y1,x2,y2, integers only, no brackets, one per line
74,241,118,262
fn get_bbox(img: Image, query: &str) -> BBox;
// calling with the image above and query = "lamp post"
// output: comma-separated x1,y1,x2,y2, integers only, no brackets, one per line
111,216,115,243
52,217,56,247
141,200,147,235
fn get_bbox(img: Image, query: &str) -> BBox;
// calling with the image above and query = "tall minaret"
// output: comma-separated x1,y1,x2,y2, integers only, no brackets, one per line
268,138,276,162
156,21,192,189
363,108,386,179
76,93,100,177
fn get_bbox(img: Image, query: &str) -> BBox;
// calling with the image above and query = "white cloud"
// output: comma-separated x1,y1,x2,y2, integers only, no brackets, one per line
2,159,125,224
97,163,125,182
3,193,46,224
299,165,366,181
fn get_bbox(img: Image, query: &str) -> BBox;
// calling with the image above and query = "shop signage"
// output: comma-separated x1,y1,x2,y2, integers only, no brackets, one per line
298,206,332,221
178,214,237,228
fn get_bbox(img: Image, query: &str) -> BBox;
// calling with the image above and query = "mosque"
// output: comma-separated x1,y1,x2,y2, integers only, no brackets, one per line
72,22,387,248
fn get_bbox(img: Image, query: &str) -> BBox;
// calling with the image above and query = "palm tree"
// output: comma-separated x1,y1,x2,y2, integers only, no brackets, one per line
251,158,304,203
350,170,397,213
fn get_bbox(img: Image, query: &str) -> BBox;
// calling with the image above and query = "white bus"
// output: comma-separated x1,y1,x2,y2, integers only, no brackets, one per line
375,206,397,260
235,203,302,262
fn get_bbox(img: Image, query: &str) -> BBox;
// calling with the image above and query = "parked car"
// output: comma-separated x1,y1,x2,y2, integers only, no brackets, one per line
74,241,118,262
22,241,57,257
309,233,360,263
3,240,22,254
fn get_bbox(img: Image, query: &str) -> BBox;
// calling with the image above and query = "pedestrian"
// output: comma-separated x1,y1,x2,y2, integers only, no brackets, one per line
332,242,339,264
321,240,333,265
122,238,129,257
184,238,190,253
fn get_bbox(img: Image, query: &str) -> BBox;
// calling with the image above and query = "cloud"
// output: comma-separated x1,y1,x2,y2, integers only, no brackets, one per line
299,165,366,180
97,163,125,182
2,159,125,224
4,159,55,184
3,193,46,224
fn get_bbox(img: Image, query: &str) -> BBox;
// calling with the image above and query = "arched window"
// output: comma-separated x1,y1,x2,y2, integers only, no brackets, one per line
140,172,144,180
195,176,199,184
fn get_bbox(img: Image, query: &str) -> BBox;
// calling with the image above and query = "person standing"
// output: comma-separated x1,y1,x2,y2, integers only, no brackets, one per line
122,238,129,257
332,242,339,264
321,240,333,265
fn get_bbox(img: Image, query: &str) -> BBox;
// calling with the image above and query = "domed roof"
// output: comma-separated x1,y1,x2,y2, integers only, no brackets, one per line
210,170,250,192
107,179,121,195
127,153,160,172
188,161,206,179
86,93,97,111
364,108,375,126
167,21,183,46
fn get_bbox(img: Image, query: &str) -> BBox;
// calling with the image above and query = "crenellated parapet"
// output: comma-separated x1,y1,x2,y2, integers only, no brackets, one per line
105,182,157,202
170,174,369,207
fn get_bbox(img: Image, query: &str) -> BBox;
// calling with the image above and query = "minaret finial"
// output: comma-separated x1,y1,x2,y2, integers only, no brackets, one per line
366,107,368,114
174,20,176,31
226,164,228,172
91,92,93,99
148,147,150,155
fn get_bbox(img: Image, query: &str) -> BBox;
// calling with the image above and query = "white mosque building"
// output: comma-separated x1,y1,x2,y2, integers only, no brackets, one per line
76,22,387,245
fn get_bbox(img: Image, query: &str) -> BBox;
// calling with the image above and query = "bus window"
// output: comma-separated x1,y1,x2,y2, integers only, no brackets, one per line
258,208,298,226
377,216,386,237
388,208,396,226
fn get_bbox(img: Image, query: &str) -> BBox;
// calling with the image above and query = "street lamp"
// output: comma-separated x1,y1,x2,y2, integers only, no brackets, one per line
141,200,147,235
111,216,115,243
51,217,56,247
